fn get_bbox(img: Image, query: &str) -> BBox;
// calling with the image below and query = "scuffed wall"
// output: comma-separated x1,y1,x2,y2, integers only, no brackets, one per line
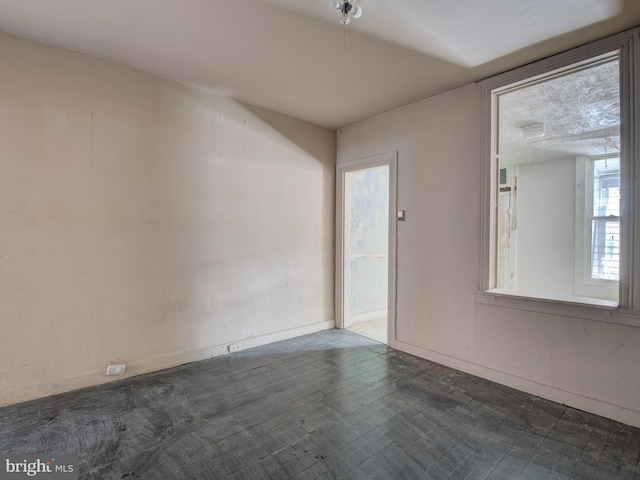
0,31,335,405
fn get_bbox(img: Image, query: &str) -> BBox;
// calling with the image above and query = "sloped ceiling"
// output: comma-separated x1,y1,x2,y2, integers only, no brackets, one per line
0,0,638,128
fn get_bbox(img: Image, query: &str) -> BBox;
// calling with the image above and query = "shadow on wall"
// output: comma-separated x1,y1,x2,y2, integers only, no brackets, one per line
241,102,337,164
0,31,336,406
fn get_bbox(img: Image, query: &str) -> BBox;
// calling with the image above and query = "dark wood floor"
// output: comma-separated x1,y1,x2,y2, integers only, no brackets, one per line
0,330,639,479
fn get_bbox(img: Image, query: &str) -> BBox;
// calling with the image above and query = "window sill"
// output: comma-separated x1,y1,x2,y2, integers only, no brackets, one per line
475,289,640,328
486,288,618,307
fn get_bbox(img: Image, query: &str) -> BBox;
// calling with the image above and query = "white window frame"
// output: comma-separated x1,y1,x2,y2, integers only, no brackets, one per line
477,27,640,325
574,155,620,301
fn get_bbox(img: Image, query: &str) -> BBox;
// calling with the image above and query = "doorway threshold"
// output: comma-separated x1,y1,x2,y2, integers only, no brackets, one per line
347,316,387,344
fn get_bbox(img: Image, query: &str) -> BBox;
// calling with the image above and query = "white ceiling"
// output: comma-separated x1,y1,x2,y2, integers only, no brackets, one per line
0,0,638,129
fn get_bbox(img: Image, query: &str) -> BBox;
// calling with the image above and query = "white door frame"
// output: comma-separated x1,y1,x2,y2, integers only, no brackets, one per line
335,152,398,347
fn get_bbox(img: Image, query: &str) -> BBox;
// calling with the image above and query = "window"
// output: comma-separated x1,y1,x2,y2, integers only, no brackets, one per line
479,28,640,312
590,156,620,282
574,155,620,302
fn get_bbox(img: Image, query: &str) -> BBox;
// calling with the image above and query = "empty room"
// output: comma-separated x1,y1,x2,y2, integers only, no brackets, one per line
1,1,640,479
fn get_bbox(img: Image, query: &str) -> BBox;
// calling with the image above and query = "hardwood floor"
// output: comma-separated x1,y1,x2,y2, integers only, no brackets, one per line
0,329,638,479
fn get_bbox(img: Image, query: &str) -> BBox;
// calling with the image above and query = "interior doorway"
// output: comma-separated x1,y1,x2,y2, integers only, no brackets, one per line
336,153,397,346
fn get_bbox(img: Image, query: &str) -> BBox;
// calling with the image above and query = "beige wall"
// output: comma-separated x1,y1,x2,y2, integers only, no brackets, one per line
0,31,335,405
5,27,640,429
337,85,640,428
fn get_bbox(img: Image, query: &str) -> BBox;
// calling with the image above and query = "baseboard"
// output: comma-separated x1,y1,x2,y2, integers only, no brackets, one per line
348,309,387,325
394,339,640,429
0,319,335,408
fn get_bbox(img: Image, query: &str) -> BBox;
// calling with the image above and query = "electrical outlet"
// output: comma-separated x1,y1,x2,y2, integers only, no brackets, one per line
227,343,241,353
106,364,126,376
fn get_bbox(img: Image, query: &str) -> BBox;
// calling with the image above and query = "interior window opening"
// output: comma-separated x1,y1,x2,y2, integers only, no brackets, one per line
488,53,621,307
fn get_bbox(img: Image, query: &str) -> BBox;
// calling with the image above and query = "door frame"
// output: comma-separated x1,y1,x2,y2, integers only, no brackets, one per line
335,152,398,347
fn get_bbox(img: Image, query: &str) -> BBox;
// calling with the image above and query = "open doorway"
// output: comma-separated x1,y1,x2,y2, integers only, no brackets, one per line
336,153,397,346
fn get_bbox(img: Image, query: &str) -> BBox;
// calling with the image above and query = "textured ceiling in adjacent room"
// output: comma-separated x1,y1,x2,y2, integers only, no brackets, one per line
499,59,620,164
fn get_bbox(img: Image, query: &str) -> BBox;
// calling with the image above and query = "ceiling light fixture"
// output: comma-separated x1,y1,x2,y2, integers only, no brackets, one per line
522,123,546,139
333,0,362,25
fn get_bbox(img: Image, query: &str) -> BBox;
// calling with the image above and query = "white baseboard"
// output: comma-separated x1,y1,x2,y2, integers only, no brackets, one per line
348,309,387,325
0,319,335,408
394,339,640,429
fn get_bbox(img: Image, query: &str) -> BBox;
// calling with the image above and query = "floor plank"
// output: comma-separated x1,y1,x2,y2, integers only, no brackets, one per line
0,329,638,479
